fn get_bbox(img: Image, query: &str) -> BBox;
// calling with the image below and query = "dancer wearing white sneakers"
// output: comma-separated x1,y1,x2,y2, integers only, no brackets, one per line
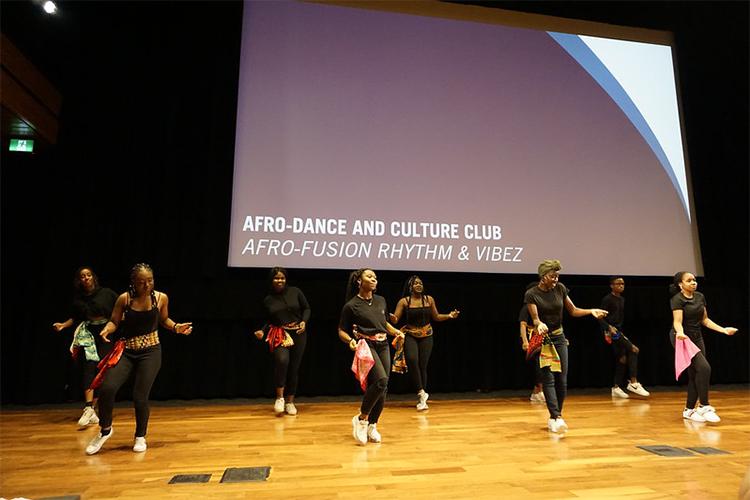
391,275,459,411
525,260,608,434
599,277,650,399
670,272,738,423
338,269,404,445
253,267,311,416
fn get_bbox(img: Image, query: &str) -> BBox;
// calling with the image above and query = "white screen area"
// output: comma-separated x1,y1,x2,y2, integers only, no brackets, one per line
228,1,702,276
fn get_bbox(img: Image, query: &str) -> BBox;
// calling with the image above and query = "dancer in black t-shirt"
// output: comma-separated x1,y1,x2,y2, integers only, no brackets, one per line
338,268,404,445
670,271,737,423
53,267,117,427
253,267,311,416
524,259,608,434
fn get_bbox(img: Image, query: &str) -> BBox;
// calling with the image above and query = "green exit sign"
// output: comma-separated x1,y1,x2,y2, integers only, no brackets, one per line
9,139,34,152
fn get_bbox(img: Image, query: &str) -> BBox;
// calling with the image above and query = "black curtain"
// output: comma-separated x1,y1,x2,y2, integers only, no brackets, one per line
2,1,747,404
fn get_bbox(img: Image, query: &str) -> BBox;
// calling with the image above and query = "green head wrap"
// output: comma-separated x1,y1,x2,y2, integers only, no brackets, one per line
538,259,562,277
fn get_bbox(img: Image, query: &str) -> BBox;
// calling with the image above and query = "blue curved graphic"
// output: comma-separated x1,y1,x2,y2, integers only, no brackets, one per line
547,32,690,220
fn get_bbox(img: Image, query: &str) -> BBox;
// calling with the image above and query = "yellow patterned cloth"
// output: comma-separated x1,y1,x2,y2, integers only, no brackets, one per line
539,341,561,372
125,331,160,350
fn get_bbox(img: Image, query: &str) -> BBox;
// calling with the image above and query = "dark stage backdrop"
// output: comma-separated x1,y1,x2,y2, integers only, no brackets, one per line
1,1,747,405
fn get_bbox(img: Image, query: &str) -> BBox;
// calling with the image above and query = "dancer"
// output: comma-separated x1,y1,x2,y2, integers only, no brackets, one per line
599,277,650,398
519,282,545,403
84,263,192,455
53,267,118,427
391,275,459,410
670,271,737,423
338,268,403,445
253,267,311,416
524,259,608,433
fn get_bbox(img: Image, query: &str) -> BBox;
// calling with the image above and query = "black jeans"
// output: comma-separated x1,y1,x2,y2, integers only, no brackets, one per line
404,334,433,393
612,334,638,387
534,334,569,419
360,340,390,424
98,345,162,437
273,331,307,396
671,331,710,407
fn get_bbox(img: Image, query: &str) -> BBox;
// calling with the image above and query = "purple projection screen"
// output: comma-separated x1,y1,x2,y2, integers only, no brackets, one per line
228,2,703,276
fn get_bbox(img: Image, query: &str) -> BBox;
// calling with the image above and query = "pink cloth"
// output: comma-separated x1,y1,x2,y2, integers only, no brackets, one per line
675,336,702,380
351,339,375,391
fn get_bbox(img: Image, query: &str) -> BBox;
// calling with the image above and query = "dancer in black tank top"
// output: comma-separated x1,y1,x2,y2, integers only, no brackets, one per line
391,275,459,411
84,263,193,455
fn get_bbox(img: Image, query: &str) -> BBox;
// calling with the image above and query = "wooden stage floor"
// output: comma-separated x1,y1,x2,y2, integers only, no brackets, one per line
2,386,749,499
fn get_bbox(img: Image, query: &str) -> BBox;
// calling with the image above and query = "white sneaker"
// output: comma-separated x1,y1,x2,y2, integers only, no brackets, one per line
77,406,98,427
530,392,545,403
133,436,147,452
556,417,568,432
683,408,706,423
626,382,650,397
548,418,566,433
696,405,721,423
85,428,113,455
418,391,429,405
611,387,629,399
352,415,368,445
367,423,381,443
274,398,285,415
416,401,429,411
284,402,298,415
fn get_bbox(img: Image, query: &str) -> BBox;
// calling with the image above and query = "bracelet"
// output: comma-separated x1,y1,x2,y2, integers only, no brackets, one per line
174,323,179,333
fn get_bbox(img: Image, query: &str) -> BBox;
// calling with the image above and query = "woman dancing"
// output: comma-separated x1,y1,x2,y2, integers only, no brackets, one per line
670,271,737,423
338,268,403,445
391,275,459,410
253,267,311,416
524,259,608,433
84,263,192,455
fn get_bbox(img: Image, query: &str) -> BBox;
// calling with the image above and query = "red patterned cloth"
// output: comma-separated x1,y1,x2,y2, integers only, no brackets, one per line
88,339,125,391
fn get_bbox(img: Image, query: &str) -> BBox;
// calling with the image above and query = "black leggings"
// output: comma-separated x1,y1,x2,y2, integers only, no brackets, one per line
671,332,710,408
404,334,433,393
273,331,307,396
534,334,569,419
98,345,162,437
360,340,390,424
612,335,638,387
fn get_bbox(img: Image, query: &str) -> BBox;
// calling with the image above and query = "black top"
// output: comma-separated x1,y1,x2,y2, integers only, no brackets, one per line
339,294,389,334
404,296,431,327
524,283,569,332
599,293,625,331
261,286,311,330
71,287,118,322
670,291,706,339
518,304,531,324
120,295,160,339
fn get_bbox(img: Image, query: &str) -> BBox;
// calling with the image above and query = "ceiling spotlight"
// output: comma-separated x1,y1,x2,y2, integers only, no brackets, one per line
42,1,57,14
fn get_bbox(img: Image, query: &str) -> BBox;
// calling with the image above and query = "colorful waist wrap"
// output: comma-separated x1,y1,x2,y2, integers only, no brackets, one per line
402,324,433,338
266,323,298,352
88,339,125,391
539,327,563,372
391,335,407,374
351,339,375,391
70,318,108,362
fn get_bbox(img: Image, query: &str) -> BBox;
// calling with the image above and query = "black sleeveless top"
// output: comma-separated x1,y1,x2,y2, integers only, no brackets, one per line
404,297,431,327
121,294,160,339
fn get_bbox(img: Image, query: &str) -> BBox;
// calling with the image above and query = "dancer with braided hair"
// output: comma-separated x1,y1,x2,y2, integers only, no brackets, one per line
338,268,404,445
390,275,459,411
84,263,192,455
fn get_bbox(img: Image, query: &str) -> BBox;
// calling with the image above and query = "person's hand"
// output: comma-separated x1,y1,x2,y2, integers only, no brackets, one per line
52,323,65,332
349,339,357,351
537,322,549,335
395,329,405,339
100,329,112,343
591,309,608,319
521,341,529,352
608,325,617,335
297,321,306,334
175,322,193,335
253,330,264,340
724,327,738,336
631,345,640,353
675,331,688,341
449,309,460,319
